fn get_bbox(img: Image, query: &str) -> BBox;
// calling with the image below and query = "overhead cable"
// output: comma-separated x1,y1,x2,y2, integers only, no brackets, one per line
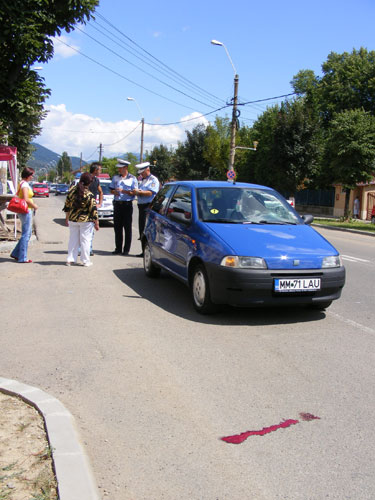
76,26,219,109
95,13,225,106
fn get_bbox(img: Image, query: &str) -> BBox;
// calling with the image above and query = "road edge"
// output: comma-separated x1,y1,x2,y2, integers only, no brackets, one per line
0,377,100,500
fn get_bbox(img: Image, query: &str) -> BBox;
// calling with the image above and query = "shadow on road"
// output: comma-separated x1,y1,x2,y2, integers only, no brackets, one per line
113,267,327,327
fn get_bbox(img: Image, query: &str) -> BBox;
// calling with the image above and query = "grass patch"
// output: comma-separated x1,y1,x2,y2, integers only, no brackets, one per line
313,218,375,232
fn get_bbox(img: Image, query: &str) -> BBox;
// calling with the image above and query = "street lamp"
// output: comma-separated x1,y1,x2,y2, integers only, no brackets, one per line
211,39,239,171
127,97,144,163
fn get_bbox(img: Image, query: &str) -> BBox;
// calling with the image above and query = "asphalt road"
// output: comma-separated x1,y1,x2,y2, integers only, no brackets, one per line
1,196,374,500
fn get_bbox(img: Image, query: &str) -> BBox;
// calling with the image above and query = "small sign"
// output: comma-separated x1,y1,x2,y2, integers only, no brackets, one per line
227,169,236,180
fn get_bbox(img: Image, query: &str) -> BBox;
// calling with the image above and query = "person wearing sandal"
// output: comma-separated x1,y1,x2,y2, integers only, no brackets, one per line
10,167,38,263
63,172,99,267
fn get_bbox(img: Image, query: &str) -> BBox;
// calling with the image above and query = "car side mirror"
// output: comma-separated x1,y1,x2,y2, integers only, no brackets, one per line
302,214,314,225
169,209,191,224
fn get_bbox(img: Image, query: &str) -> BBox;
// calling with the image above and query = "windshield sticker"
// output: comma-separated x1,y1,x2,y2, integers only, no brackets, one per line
210,208,219,214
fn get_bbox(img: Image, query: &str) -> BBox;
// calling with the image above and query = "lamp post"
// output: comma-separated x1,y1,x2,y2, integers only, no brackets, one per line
127,97,144,163
211,40,238,171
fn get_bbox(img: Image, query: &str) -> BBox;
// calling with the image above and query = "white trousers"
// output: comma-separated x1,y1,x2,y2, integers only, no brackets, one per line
67,221,94,265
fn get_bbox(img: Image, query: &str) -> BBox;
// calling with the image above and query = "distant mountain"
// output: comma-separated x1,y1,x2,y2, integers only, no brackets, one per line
27,143,87,171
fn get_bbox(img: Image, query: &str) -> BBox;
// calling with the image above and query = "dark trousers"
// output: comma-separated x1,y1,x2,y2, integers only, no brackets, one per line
113,201,133,253
138,203,150,238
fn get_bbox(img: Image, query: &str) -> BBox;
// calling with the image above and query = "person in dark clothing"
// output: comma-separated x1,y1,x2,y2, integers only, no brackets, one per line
109,159,138,255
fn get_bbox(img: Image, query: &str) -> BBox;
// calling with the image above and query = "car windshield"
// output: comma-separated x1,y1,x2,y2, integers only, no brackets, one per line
197,187,300,225
34,184,46,188
100,184,112,195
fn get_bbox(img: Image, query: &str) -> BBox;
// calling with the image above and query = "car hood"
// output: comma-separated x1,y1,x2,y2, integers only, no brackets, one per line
206,223,339,269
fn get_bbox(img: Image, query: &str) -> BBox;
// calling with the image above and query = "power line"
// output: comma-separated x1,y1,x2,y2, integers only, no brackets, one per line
55,38,202,113
76,26,219,109
94,13,225,107
88,20,225,109
102,121,141,146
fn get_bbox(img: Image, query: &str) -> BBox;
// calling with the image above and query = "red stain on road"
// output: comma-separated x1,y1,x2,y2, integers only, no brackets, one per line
221,413,320,444
299,412,320,421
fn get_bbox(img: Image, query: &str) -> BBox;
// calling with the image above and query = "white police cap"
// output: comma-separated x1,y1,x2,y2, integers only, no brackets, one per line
116,159,131,168
135,162,150,172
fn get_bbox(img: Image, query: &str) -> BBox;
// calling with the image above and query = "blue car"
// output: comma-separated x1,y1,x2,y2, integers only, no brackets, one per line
55,184,69,195
142,181,345,314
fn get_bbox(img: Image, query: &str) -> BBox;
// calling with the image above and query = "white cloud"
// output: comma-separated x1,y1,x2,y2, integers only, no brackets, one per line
36,105,209,161
53,35,79,59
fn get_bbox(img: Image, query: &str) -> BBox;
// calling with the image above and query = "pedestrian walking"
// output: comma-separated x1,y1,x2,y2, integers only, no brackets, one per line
63,172,99,267
10,167,38,263
133,162,160,257
109,159,138,255
88,162,103,256
353,196,360,219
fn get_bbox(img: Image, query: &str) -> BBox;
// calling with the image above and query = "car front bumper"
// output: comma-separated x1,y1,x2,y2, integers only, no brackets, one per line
204,263,346,307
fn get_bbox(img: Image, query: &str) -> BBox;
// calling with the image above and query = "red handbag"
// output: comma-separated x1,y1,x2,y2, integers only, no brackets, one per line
7,196,29,214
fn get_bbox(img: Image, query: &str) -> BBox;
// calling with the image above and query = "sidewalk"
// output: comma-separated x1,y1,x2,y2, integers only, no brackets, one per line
0,201,101,500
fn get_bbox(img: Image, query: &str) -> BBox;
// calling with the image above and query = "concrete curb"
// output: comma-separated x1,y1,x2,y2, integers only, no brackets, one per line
0,377,100,500
312,223,375,237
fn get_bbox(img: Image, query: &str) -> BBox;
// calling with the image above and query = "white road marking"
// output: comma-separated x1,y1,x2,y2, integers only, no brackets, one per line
327,311,375,335
341,254,370,263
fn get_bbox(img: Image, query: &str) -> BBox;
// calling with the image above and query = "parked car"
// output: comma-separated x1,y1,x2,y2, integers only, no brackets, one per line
97,179,114,223
32,183,49,197
142,180,346,314
49,183,58,193
55,184,69,195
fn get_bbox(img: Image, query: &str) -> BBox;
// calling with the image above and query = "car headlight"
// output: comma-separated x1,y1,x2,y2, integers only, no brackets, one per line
322,255,342,268
220,256,267,269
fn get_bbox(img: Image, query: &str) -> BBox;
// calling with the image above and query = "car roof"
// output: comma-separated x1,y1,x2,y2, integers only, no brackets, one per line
165,180,273,190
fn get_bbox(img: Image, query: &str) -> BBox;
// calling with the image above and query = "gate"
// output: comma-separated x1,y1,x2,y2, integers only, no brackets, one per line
367,192,375,220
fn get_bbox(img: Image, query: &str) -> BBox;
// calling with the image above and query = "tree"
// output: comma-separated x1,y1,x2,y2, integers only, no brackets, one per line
0,0,98,164
323,109,375,217
203,117,231,179
146,145,174,184
56,152,72,179
173,124,210,180
250,100,321,195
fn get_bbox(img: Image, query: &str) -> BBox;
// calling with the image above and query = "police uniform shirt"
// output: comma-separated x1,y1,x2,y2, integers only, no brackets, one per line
138,174,160,205
109,173,138,201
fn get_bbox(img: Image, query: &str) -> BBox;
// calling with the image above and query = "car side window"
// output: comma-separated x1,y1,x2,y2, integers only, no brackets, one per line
150,185,175,215
167,186,192,223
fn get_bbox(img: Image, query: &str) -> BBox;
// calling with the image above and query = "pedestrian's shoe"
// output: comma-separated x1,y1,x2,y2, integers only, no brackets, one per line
19,260,32,263
112,249,121,255
90,251,94,256
10,255,18,261
83,261,93,267
66,261,72,266
122,251,129,255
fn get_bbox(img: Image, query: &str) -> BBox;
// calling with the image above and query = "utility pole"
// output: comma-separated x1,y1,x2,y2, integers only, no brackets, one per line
79,152,82,171
98,143,103,162
229,74,239,171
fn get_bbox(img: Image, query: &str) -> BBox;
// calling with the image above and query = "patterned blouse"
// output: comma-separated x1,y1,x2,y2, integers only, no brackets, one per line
63,186,98,223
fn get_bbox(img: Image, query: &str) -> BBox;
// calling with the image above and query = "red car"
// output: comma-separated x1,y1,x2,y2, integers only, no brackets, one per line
32,183,49,197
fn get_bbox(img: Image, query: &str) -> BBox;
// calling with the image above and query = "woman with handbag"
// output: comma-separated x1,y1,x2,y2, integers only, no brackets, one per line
63,172,99,267
10,167,38,263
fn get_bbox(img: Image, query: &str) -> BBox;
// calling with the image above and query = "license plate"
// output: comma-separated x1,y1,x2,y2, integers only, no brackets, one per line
274,278,321,292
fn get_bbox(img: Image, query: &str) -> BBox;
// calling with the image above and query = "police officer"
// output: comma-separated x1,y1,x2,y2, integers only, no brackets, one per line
109,159,138,255
133,162,160,256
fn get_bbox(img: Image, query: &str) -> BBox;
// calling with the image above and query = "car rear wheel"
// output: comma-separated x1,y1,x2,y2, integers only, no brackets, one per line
143,242,160,278
191,264,218,314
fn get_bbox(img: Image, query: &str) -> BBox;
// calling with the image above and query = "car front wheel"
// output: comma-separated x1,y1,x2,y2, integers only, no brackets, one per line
191,264,218,314
143,242,160,278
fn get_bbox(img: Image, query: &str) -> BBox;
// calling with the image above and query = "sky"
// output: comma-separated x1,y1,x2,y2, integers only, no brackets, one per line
35,0,375,162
